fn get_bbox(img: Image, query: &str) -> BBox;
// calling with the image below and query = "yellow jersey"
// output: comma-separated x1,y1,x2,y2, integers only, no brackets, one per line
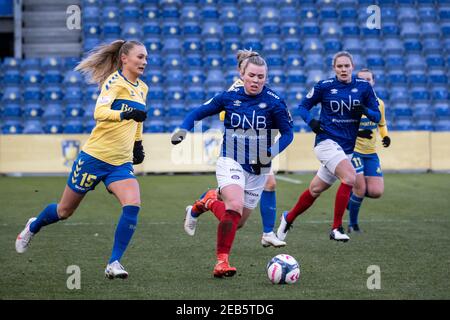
219,79,243,121
82,70,148,165
354,98,388,154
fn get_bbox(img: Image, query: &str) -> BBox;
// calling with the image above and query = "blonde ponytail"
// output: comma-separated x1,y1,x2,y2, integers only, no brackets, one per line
75,39,143,87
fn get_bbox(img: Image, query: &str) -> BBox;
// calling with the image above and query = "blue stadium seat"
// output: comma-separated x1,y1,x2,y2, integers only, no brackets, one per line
431,85,448,101
43,85,63,101
223,22,241,37
147,54,163,68
262,21,280,36
64,120,84,134
422,38,441,55
393,119,413,131
147,85,164,102
241,22,260,36
428,70,448,84
66,103,84,118
404,39,422,53
389,86,409,102
324,39,342,53
102,6,119,21
145,69,164,86
41,57,64,70
2,120,23,134
418,5,436,22
407,71,427,85
340,7,358,20
163,37,182,53
144,119,166,133
103,22,121,37
183,21,201,36
263,37,282,54
24,102,43,119
382,22,399,36
181,5,199,21
23,85,42,101
44,120,63,134
144,36,163,53
242,37,263,51
164,54,183,69
2,57,21,70
43,70,63,84
434,120,450,131
22,70,42,85
2,86,21,102
63,71,82,85
42,102,63,120
400,22,420,38
405,54,426,69
202,21,222,37
220,5,239,22
303,38,324,53
421,22,441,38
260,6,280,22
84,86,99,103
3,69,20,84
204,37,223,53
304,53,324,70
142,21,161,36
186,85,206,102
143,5,159,21
434,102,450,118
122,22,143,39
342,37,362,54
398,7,417,22
414,119,434,131
385,54,405,68
23,119,44,134
185,53,203,68
162,22,181,36
161,5,180,20
411,86,430,102
223,38,241,52
84,119,96,133
4,102,22,117
202,4,220,20
366,54,384,68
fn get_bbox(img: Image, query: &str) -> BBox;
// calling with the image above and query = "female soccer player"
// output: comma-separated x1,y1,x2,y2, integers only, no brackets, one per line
172,49,294,277
347,68,391,233
276,51,381,243
15,40,148,279
184,78,285,249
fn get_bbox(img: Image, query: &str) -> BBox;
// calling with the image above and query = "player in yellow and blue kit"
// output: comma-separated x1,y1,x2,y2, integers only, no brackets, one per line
15,40,149,279
347,68,391,233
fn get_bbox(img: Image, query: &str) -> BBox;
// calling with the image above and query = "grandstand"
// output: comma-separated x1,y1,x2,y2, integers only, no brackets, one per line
0,0,449,134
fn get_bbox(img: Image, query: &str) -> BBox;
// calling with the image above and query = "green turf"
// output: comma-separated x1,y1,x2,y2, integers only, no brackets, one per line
1,173,449,299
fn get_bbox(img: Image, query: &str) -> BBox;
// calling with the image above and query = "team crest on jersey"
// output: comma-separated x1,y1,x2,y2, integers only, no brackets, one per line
130,90,136,97
233,100,242,106
331,89,338,94
351,88,358,93
203,132,222,165
258,103,267,109
62,140,80,168
306,87,314,98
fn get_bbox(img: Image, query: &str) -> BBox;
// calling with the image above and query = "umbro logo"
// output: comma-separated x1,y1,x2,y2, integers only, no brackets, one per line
351,88,358,93
233,100,242,106
331,89,338,94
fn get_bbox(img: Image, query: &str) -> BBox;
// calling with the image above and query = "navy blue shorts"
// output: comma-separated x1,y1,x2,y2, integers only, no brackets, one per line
351,152,383,177
67,151,135,194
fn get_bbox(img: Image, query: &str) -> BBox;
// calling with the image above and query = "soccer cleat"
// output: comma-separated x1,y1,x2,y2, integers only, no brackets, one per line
15,217,37,253
213,260,237,278
276,211,293,241
184,205,198,236
261,232,286,248
192,189,218,214
105,260,129,279
330,226,350,242
348,224,362,234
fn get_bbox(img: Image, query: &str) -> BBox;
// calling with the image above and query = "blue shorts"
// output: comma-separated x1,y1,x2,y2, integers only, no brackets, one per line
351,152,383,177
67,151,135,194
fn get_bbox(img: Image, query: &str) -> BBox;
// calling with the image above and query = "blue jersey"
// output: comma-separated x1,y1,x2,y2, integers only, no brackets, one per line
181,85,294,174
299,75,381,154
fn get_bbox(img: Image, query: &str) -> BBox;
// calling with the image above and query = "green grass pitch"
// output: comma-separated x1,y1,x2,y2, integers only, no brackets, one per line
1,173,449,299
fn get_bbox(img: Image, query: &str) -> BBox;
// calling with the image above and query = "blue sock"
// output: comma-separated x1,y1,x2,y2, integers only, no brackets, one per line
260,190,276,233
29,203,60,234
109,205,139,264
348,194,364,227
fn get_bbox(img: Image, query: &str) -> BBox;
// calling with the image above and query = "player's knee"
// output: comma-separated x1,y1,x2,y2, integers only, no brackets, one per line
309,185,323,198
264,179,276,192
57,205,75,220
367,188,383,199
226,199,243,214
341,174,356,187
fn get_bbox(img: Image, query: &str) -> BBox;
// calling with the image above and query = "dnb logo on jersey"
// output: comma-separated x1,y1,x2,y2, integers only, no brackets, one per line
62,140,80,167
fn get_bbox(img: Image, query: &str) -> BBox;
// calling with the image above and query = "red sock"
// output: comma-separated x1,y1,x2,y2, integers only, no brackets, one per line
210,200,226,221
216,210,241,256
286,189,317,223
333,183,353,229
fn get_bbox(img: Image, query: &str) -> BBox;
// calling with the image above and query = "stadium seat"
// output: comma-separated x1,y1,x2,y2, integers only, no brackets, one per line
44,120,63,134
24,102,43,119
42,102,63,120
23,85,42,102
23,119,44,134
64,120,84,134
2,120,23,134
144,119,166,133
4,102,22,118
66,103,84,118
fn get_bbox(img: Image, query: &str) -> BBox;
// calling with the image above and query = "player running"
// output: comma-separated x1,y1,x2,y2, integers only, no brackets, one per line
15,40,148,279
347,68,391,233
171,49,294,277
184,79,285,249
276,51,381,243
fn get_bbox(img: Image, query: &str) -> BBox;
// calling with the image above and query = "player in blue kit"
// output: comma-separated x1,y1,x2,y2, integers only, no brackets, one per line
15,40,148,279
171,49,294,277
185,79,286,249
347,68,391,233
277,51,381,243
